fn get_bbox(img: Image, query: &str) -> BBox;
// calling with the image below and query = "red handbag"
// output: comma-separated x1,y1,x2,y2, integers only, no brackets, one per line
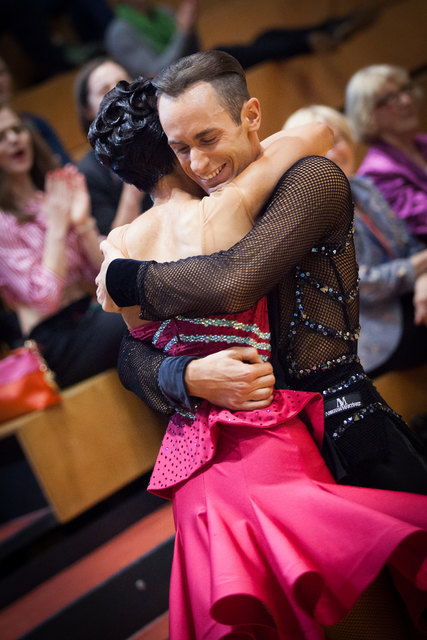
0,340,61,423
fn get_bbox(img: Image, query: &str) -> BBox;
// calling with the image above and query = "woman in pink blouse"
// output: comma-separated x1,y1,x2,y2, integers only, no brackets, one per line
0,104,125,387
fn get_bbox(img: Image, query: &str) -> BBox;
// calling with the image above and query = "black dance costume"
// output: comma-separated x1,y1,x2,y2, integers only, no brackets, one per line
111,156,427,493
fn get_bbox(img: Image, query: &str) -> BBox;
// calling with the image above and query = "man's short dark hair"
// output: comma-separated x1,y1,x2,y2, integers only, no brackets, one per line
153,50,250,124
88,77,176,193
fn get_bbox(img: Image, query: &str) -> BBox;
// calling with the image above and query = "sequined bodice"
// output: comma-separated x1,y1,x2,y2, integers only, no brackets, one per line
282,220,359,385
131,297,271,361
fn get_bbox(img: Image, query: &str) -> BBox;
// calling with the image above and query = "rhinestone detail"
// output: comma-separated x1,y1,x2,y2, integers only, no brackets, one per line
322,372,369,397
332,402,402,440
295,267,359,303
162,333,270,359
288,353,361,378
311,221,354,255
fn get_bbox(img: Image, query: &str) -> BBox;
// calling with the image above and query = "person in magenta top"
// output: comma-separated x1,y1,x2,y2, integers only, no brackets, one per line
345,64,427,243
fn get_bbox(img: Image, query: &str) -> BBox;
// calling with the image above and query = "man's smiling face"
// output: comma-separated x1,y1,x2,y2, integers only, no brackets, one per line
158,81,261,194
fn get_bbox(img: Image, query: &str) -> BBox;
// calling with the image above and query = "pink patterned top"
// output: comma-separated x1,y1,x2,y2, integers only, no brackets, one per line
0,196,100,333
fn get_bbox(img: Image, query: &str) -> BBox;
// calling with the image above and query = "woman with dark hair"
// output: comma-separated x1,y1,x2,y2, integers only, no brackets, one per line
89,78,427,640
73,57,151,236
0,104,125,388
0,56,70,166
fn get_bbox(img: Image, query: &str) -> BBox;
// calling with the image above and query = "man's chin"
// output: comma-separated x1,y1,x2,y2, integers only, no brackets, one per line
203,175,234,194
195,166,233,194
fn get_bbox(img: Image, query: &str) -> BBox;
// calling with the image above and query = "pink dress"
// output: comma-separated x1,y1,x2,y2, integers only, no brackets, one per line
131,299,427,640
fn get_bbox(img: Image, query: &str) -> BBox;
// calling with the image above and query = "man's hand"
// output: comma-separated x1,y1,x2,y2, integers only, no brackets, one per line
185,347,275,410
414,272,427,326
95,240,125,312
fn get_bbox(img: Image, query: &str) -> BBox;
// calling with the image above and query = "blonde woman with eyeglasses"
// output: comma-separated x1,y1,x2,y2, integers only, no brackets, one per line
345,64,427,244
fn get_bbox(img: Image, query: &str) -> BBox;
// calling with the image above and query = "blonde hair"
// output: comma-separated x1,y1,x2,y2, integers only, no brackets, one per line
283,105,355,145
344,64,414,143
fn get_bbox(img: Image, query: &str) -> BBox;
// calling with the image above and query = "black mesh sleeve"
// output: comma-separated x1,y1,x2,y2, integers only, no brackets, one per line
117,332,173,414
136,156,351,319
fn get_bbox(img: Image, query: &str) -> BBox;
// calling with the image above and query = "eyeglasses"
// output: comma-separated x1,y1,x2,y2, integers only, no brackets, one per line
374,83,420,109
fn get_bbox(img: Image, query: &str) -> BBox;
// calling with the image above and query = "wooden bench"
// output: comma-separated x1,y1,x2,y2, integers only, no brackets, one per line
0,370,166,523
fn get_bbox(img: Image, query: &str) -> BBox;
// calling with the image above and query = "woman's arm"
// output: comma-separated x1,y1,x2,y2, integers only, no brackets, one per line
42,169,70,279
68,169,104,270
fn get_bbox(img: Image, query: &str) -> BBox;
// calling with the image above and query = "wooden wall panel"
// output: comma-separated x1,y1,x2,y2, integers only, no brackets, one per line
196,0,427,139
7,0,427,160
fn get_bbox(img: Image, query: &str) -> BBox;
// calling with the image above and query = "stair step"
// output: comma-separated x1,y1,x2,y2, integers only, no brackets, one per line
128,611,169,640
0,507,56,560
0,474,165,609
0,504,174,640
19,536,174,640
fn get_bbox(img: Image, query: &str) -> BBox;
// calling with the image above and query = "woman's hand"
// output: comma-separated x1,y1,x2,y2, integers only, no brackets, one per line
95,240,125,312
414,272,427,326
43,165,91,232
176,0,198,33
43,168,71,236
65,165,92,229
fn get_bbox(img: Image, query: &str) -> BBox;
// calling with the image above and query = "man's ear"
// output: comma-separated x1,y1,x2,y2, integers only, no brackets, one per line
242,97,261,132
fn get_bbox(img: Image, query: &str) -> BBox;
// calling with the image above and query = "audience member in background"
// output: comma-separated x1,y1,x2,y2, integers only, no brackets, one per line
0,56,70,165
74,57,151,236
0,104,125,388
0,55,70,348
105,0,378,78
105,0,199,78
1,0,113,82
284,105,427,382
345,64,427,244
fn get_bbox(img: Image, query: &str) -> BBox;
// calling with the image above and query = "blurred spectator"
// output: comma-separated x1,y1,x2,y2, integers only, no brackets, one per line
0,104,125,388
345,64,427,243
74,57,152,236
0,296,22,351
105,1,378,77
106,0,199,77
1,0,113,82
0,55,70,165
284,104,427,379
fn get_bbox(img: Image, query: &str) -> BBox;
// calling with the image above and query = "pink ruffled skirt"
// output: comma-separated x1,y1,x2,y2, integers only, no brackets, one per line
167,399,427,639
